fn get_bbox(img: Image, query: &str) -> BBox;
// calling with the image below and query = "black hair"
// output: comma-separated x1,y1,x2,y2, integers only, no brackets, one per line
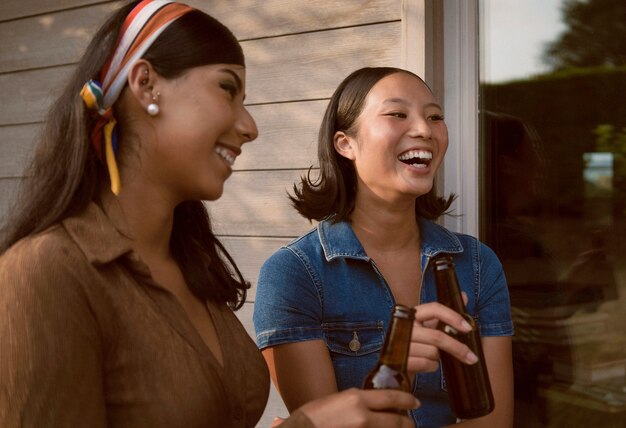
290,67,454,222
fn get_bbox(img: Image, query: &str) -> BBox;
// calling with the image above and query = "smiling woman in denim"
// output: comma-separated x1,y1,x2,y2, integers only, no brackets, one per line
254,67,515,428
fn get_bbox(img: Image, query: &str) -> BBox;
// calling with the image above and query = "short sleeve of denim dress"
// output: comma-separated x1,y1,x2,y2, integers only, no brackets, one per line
253,242,327,348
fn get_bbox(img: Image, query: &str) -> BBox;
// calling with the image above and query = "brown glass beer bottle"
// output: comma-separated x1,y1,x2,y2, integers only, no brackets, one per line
363,304,415,395
433,255,495,419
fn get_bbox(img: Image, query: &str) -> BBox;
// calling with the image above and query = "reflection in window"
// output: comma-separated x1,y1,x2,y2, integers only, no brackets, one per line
479,0,626,426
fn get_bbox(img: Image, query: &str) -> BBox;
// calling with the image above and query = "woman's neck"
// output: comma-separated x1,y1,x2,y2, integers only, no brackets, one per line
350,197,420,253
104,182,176,263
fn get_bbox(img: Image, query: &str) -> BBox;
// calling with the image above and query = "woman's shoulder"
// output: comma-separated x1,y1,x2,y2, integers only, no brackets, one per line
0,224,89,290
420,218,500,261
262,225,320,263
2,223,79,259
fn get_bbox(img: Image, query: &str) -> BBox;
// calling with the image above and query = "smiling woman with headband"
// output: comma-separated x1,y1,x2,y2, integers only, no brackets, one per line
0,1,419,427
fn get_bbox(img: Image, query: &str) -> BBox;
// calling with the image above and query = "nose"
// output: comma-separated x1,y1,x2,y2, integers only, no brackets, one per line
237,105,258,144
409,116,432,139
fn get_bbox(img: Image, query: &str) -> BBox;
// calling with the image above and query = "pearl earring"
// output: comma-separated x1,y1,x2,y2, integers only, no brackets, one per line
147,103,159,116
146,91,160,116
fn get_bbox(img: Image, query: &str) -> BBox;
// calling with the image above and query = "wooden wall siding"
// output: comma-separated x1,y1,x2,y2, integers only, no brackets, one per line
0,179,19,221
220,236,293,300
0,124,38,178
182,0,399,40
0,99,319,177
0,3,123,74
1,0,400,73
0,0,400,38
240,100,324,170
244,22,401,104
0,67,68,125
0,0,110,21
210,169,314,237
0,22,400,119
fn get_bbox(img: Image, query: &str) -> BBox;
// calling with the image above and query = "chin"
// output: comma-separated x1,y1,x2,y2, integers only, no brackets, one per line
190,185,224,202
203,191,224,201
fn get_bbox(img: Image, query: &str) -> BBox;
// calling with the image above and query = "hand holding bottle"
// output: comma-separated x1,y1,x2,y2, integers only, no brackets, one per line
406,297,479,374
295,388,419,428
433,255,495,418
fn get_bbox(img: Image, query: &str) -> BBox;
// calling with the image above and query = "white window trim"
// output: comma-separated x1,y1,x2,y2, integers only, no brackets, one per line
442,0,479,237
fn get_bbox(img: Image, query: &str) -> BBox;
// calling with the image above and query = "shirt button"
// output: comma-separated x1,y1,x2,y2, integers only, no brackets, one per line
349,331,361,352
233,405,243,420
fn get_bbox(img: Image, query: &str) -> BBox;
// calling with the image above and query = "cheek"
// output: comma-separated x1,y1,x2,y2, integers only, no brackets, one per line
436,126,449,154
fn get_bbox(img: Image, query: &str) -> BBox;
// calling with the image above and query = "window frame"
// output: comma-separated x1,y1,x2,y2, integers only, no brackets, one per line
440,0,480,237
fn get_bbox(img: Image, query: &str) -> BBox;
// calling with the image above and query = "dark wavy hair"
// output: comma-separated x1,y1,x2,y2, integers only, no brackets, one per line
0,1,249,309
290,67,454,222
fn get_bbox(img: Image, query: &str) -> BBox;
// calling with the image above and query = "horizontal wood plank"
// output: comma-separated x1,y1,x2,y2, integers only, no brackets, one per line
0,124,39,178
0,0,111,22
192,0,400,40
0,21,400,124
0,2,121,73
0,99,323,174
0,178,19,222
0,0,398,73
209,169,317,238
244,21,401,104
220,236,293,300
0,67,66,126
238,100,324,170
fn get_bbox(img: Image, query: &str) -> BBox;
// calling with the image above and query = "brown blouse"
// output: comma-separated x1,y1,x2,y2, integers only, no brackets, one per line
0,202,312,428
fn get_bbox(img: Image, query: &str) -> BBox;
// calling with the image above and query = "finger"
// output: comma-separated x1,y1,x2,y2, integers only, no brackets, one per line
411,323,478,365
407,355,440,373
359,389,420,412
371,412,415,428
413,302,472,333
461,291,469,306
408,341,440,360
269,416,285,427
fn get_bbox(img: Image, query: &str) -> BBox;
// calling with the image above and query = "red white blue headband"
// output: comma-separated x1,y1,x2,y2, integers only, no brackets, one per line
80,0,194,195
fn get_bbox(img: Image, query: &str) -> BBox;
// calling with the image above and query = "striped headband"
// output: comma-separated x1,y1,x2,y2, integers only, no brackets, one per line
80,0,194,195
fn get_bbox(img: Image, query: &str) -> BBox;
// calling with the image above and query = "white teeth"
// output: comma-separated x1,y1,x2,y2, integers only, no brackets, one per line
215,146,236,166
398,150,432,161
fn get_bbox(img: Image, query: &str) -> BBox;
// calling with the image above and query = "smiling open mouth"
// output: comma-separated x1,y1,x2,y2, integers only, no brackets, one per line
398,150,432,168
215,146,236,166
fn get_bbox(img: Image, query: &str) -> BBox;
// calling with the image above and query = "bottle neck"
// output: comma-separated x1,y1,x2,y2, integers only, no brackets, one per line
379,315,413,369
433,258,466,313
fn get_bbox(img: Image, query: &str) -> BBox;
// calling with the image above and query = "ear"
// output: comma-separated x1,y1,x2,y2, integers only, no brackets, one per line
126,59,160,110
333,131,357,160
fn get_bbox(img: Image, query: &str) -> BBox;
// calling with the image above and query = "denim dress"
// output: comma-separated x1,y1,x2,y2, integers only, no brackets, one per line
253,218,514,428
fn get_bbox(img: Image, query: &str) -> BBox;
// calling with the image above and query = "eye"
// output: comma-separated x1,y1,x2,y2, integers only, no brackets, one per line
219,81,238,99
386,112,407,119
428,113,445,121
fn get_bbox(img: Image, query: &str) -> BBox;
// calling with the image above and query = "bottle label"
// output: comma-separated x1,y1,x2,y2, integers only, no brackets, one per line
443,324,459,335
369,364,403,389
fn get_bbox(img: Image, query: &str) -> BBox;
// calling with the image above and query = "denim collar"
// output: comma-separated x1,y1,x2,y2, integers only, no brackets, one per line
317,218,464,262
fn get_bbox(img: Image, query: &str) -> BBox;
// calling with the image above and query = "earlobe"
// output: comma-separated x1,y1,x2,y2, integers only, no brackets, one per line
334,131,356,160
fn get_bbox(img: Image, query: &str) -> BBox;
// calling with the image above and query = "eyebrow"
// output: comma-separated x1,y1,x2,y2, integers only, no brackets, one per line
383,98,442,110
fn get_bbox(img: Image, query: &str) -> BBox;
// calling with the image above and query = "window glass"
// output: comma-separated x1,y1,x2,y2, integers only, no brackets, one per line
479,0,626,426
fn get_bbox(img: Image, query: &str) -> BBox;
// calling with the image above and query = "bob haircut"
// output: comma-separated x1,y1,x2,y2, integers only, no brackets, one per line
290,66,454,222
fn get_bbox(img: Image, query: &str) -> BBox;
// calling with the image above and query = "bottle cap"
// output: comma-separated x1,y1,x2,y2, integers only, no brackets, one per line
434,255,454,270
393,304,416,320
